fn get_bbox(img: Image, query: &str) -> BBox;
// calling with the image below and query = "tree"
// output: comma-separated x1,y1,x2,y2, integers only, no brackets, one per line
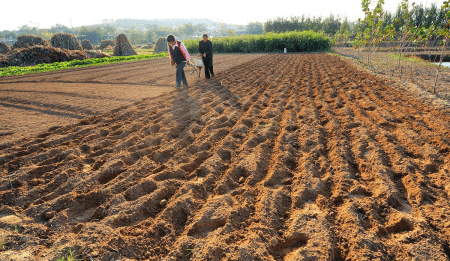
126,26,146,45
356,0,385,70
154,26,172,38
195,23,208,33
1,30,18,40
77,26,103,45
145,29,156,43
179,23,195,36
247,22,263,35
433,1,450,93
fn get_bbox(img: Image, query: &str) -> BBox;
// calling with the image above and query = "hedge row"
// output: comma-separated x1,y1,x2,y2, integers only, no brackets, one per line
183,31,331,54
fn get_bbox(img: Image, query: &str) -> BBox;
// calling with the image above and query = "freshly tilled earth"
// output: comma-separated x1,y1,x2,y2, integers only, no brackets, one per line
1,53,450,260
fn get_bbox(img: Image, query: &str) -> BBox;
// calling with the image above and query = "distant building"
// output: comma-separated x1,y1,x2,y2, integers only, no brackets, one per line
0,37,16,45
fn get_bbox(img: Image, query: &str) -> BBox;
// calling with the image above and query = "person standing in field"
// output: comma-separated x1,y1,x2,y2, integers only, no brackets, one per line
167,34,190,88
198,33,214,79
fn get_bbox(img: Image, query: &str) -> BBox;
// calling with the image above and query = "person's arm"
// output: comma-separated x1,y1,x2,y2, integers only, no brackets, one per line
180,42,190,62
168,48,174,66
207,41,213,56
198,41,203,55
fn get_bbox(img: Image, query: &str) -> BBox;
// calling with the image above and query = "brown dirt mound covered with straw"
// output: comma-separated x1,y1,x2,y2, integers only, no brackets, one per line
0,42,10,54
153,37,168,53
81,39,93,50
100,40,115,50
50,33,82,51
113,33,137,56
12,35,50,49
1,54,450,260
0,46,109,67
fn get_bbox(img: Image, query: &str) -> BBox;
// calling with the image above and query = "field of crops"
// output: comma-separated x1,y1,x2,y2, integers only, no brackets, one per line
184,31,331,53
0,53,168,77
1,53,450,260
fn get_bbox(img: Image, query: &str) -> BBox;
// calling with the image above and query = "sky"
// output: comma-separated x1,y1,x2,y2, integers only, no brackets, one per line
0,0,441,31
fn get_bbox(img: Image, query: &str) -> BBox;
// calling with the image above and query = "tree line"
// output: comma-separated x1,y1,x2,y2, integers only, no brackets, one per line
1,2,448,46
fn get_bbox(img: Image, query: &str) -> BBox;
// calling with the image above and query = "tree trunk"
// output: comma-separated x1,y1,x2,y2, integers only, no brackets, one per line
433,37,449,94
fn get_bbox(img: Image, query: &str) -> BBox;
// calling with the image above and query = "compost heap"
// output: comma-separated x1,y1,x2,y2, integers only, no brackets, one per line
50,33,82,51
0,46,109,67
0,42,10,54
153,37,168,53
113,33,137,56
12,35,50,49
81,39,94,50
100,40,115,50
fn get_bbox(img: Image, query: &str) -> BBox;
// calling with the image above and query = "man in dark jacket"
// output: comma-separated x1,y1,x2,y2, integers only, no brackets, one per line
198,34,214,79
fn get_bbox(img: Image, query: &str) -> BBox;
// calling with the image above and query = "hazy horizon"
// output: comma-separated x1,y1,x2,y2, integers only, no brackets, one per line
0,0,440,31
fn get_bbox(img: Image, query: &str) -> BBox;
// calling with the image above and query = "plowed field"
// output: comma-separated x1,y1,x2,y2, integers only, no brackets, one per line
0,54,265,143
2,53,450,261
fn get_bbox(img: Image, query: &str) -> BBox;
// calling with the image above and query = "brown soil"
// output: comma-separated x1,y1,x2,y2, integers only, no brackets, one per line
334,47,450,99
2,53,450,260
0,54,265,144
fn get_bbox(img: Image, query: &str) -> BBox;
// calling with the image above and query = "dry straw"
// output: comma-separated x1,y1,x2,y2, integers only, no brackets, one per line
13,35,49,49
51,33,82,50
1,46,109,67
113,33,137,56
0,42,10,54
81,39,93,50
153,37,168,53
100,40,115,49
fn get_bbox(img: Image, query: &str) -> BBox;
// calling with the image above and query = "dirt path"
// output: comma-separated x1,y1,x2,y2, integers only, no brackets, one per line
1,53,450,260
0,54,265,143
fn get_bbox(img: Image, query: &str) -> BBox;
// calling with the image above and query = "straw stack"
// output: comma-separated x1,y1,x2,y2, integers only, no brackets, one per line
50,33,82,50
100,40,115,49
81,39,93,50
113,33,137,56
12,35,50,49
153,37,168,53
0,42,10,54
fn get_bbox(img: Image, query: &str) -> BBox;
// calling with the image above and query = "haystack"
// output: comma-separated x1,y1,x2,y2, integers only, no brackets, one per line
51,33,82,50
81,39,93,50
5,46,86,67
113,33,137,56
0,45,110,68
0,42,10,54
100,40,115,49
153,37,168,53
12,35,50,49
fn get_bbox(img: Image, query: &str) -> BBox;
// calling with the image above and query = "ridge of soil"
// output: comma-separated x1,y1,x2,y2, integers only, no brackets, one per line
1,53,450,260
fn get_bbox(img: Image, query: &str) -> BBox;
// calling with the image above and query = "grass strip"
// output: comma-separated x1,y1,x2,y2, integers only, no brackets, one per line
0,52,168,77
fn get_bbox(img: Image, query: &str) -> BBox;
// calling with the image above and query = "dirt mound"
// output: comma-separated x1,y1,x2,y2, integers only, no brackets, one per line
113,33,137,56
100,39,115,50
0,46,109,67
2,54,450,260
0,42,10,54
50,33,82,50
12,35,50,49
81,39,93,50
153,37,168,53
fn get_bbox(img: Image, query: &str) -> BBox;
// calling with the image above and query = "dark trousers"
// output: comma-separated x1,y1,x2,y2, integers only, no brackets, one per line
176,62,188,87
202,57,214,78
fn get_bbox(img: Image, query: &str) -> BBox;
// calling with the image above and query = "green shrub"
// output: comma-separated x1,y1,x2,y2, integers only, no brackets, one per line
183,31,331,54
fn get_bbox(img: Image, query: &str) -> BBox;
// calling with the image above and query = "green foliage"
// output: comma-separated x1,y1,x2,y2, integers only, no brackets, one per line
247,22,264,35
183,31,331,54
264,15,344,36
55,247,83,261
0,53,168,77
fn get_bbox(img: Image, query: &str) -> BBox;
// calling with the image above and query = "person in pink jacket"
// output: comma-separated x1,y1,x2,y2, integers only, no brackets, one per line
167,34,190,88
